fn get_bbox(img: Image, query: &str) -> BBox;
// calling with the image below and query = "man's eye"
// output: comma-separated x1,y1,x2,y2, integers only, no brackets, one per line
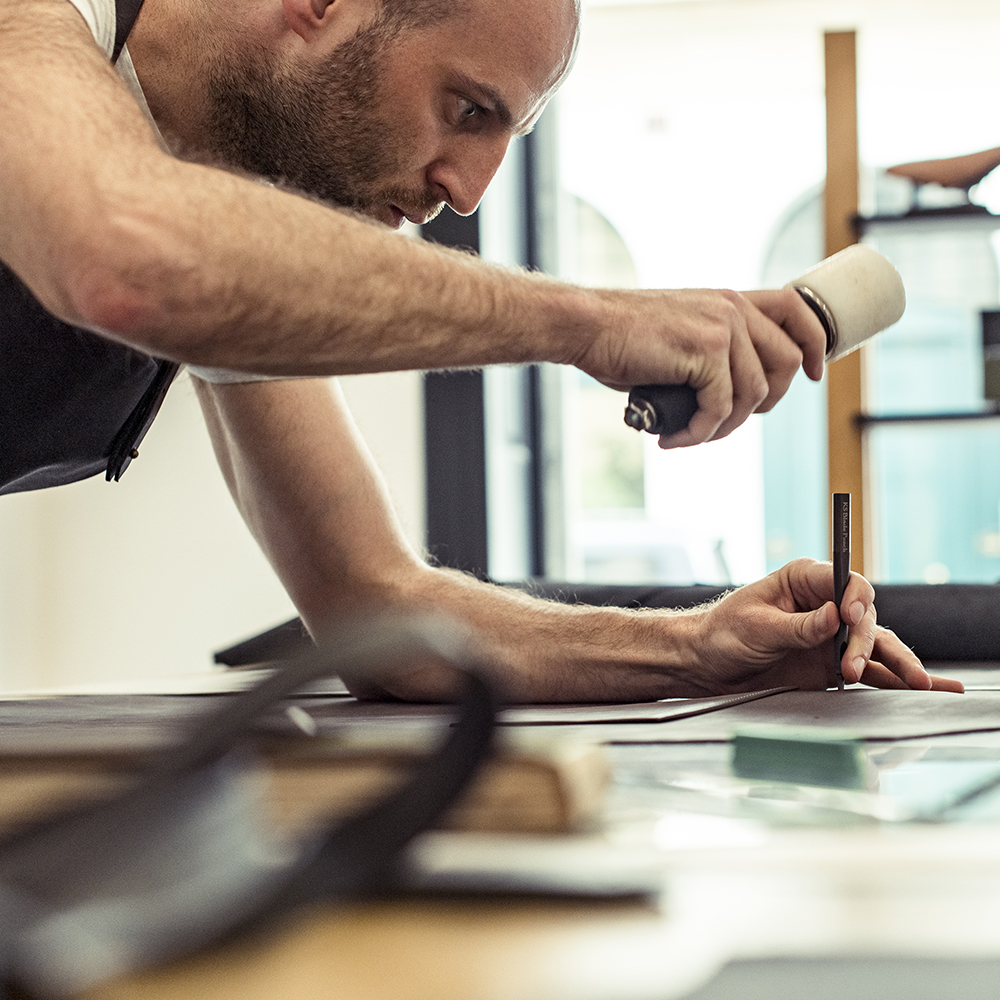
460,99,484,120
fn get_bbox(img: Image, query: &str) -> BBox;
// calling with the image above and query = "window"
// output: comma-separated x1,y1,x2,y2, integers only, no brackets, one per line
477,0,1000,586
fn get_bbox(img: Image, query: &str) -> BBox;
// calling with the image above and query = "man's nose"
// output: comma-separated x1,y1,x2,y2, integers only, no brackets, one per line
427,137,511,216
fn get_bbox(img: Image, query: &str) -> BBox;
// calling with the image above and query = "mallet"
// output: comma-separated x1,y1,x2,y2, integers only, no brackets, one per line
623,244,906,437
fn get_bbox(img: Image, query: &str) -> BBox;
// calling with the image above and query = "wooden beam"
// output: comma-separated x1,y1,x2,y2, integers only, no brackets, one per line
824,31,866,573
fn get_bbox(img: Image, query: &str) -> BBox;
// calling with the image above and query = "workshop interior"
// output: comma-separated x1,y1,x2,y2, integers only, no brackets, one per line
3,0,1000,998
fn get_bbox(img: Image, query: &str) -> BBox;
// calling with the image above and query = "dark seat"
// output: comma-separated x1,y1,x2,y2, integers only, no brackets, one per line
214,582,1000,667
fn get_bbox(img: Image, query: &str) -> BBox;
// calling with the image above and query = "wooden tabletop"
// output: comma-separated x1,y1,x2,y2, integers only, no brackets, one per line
82,818,1000,1000
84,897,685,1000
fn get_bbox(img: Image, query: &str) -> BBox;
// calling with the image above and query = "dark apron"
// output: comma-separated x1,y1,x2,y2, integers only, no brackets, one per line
0,0,178,495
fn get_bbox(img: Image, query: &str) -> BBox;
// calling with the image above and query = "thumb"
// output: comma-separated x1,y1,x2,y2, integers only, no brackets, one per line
778,601,840,650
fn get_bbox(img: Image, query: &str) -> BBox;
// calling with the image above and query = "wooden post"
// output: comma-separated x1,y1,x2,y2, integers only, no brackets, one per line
824,31,866,574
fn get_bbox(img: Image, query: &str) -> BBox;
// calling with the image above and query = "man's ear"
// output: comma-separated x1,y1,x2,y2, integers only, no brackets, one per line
280,0,335,41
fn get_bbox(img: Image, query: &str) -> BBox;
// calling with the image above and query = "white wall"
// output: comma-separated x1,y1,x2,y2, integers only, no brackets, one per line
0,371,425,691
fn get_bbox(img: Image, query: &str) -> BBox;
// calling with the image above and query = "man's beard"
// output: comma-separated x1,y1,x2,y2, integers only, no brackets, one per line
203,20,442,222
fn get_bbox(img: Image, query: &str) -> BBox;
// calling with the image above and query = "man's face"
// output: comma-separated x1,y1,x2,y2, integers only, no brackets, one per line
204,0,577,227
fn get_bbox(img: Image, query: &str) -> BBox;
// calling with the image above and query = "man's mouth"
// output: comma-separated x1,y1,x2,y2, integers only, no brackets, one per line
391,207,435,228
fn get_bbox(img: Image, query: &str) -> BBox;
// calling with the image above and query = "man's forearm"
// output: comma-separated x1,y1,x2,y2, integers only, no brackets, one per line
195,377,704,702
77,167,598,375
387,564,708,702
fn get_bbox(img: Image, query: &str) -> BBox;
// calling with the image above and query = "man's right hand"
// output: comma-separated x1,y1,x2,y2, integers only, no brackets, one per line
571,286,828,448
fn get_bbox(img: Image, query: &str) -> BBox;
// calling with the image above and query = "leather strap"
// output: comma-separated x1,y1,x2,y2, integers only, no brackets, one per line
105,359,180,481
106,0,176,484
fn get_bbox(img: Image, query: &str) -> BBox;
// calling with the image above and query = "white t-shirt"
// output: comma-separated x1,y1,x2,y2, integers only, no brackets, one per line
65,0,163,144
64,0,303,384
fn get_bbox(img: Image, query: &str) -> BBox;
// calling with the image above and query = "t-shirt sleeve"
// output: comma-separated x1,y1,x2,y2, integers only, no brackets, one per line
63,0,116,57
186,366,319,385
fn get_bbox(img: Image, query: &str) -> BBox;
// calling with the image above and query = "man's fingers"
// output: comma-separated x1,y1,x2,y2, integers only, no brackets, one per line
843,600,877,679
707,322,770,441
833,570,878,682
743,288,828,382
660,379,732,447
742,308,803,414
857,661,912,690
788,558,873,612
706,293,804,438
862,661,963,692
841,569,876,613
869,626,931,688
928,674,965,693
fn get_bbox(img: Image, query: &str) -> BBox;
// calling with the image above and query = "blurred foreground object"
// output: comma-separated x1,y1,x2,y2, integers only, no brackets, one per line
0,614,497,998
0,727,608,838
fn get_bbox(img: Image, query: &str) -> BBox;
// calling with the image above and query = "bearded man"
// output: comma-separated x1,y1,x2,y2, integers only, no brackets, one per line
0,0,961,698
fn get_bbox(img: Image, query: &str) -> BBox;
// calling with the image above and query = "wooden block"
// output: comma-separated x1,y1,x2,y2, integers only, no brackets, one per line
0,732,610,838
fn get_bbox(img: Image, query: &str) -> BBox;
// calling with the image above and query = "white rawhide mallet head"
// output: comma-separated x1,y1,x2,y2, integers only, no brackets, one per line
786,244,906,363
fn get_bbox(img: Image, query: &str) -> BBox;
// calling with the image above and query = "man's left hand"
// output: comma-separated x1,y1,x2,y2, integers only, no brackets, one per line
692,558,965,694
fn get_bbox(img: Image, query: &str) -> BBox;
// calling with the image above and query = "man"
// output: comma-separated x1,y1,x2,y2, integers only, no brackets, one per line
0,0,962,698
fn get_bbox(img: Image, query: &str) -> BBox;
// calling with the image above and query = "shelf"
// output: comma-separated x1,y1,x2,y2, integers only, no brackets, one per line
856,407,1000,427
856,204,1000,233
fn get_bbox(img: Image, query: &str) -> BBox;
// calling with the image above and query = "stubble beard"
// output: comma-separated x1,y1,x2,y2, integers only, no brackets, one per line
203,20,442,223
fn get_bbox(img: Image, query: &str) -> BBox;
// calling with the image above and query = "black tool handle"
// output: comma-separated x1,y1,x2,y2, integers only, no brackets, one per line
624,384,699,436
